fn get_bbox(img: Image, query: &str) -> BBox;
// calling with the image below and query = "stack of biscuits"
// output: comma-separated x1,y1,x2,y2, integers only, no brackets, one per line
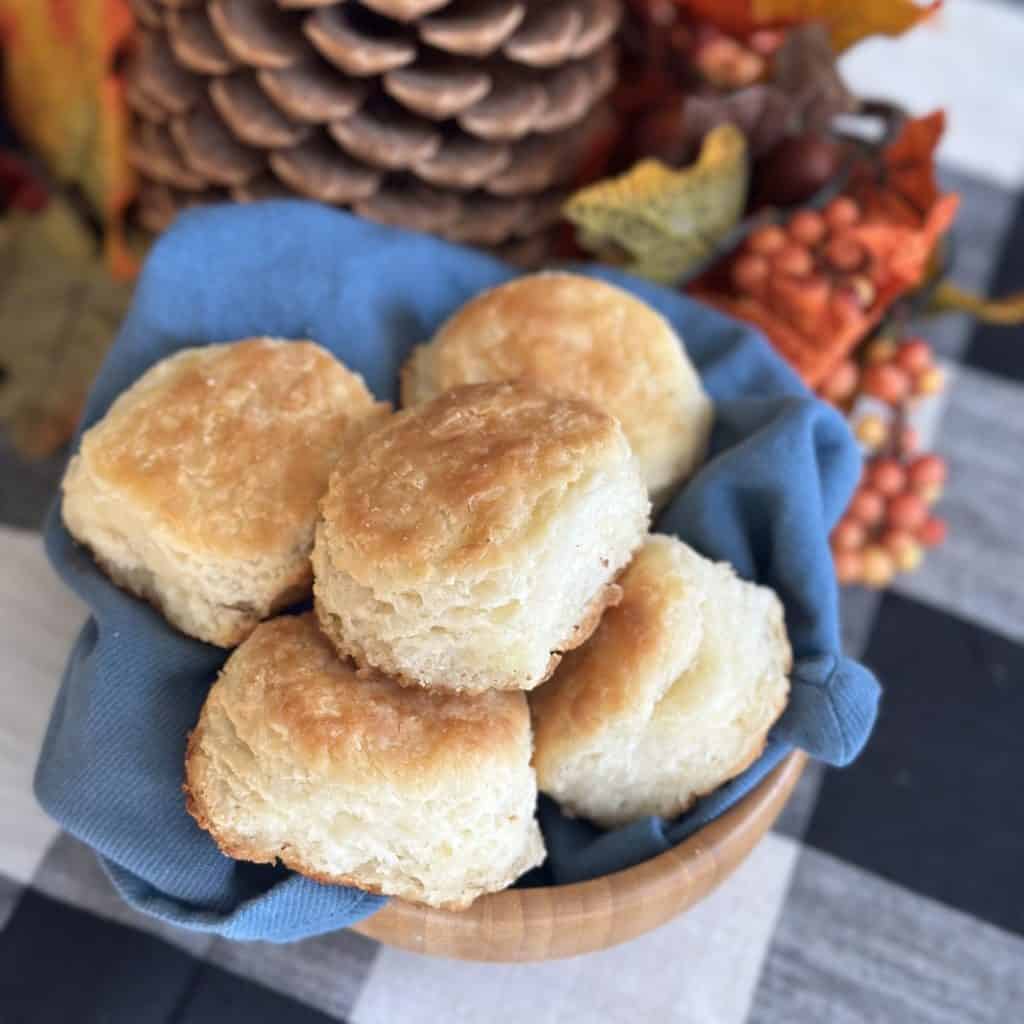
61,273,791,909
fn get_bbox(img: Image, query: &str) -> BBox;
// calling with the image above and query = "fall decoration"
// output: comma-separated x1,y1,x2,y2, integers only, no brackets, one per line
125,0,621,258
608,12,858,176
818,323,951,587
690,113,958,388
557,0,960,589
681,0,941,55
6,0,1016,592
564,122,748,283
0,0,137,277
682,24,856,161
751,132,845,207
831,446,948,588
0,192,133,457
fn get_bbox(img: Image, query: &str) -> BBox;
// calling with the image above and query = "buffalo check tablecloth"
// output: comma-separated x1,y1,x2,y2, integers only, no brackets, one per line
2,2,1023,1019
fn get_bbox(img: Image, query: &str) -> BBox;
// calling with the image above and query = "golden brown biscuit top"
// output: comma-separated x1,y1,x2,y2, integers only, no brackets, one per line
318,380,628,580
531,536,704,751
212,615,529,782
415,273,701,467
80,339,384,558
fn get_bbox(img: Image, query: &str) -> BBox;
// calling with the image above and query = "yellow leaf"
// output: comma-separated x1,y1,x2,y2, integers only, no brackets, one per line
752,0,941,53
564,123,749,285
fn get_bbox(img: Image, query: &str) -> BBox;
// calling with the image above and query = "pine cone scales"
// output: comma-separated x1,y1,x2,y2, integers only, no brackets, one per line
129,0,621,260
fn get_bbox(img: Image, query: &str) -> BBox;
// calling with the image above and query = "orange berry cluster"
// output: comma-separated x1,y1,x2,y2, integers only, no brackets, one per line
817,335,946,453
861,336,944,403
852,414,922,455
731,199,876,333
832,454,948,588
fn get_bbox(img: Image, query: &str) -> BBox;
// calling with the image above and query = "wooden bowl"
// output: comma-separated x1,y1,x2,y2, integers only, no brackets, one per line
352,750,806,961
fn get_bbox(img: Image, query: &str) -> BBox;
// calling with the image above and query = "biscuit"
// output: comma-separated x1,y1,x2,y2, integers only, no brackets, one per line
313,380,649,693
531,535,791,827
402,272,713,506
185,614,546,909
61,339,387,646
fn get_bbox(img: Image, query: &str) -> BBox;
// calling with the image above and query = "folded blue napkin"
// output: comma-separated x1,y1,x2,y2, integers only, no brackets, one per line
36,201,880,941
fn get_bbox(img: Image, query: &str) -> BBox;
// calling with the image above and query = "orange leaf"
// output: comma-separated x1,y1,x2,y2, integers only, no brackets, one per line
681,0,940,52
880,110,944,213
691,288,883,386
851,111,950,227
757,0,940,52
689,116,959,388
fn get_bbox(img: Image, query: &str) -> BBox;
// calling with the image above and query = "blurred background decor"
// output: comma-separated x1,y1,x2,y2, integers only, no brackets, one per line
124,0,619,265
0,0,137,274
0,0,1022,575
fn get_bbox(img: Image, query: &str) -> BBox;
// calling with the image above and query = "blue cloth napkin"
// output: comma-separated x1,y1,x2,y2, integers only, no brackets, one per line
36,201,880,941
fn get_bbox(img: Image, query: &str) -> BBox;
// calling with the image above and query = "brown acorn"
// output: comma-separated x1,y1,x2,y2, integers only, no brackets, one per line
752,133,845,207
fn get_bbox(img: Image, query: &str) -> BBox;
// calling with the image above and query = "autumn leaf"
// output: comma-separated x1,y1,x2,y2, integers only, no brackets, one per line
564,123,749,284
850,110,947,227
0,0,137,277
0,199,132,457
690,111,958,387
680,0,941,53
758,0,940,52
876,110,944,215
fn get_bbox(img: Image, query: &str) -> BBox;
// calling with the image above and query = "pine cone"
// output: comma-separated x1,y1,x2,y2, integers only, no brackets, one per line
129,0,621,262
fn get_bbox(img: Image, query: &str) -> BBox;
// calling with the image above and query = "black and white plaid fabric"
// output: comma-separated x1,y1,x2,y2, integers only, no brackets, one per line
2,6,1023,1018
